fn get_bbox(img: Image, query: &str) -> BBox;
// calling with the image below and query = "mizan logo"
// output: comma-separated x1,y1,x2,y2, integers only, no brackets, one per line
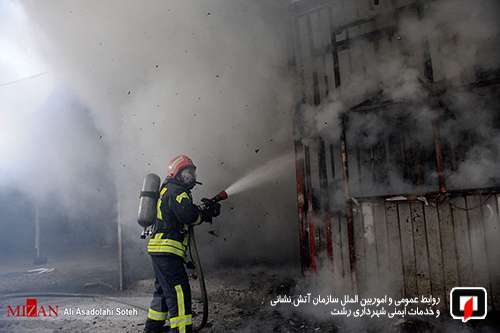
3,298,59,318
450,287,487,322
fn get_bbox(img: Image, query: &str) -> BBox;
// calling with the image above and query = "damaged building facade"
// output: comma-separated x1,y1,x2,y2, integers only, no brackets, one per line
289,0,500,310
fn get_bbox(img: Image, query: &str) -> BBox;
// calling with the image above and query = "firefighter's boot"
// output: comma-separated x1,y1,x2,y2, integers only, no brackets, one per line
143,318,165,333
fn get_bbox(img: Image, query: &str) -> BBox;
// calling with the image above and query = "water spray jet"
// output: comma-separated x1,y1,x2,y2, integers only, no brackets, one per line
224,152,294,196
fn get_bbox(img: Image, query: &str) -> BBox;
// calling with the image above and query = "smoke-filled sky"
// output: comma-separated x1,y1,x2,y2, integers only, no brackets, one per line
1,0,299,266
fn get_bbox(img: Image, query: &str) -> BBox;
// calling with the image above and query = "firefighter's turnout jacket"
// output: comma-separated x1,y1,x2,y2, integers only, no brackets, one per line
147,177,202,258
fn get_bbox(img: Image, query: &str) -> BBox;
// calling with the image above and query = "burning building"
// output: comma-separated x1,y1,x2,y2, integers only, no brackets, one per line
289,0,500,310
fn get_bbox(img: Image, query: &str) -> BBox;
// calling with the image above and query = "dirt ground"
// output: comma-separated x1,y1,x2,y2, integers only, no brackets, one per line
1,257,499,333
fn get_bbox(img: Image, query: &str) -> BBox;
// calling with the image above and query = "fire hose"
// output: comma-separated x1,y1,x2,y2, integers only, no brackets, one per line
189,226,208,331
190,190,228,331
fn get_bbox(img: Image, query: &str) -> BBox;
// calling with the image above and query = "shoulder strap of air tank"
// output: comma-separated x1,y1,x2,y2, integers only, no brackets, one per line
164,187,178,221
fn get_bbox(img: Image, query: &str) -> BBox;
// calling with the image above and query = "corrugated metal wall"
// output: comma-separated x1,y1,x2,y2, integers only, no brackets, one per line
348,194,500,310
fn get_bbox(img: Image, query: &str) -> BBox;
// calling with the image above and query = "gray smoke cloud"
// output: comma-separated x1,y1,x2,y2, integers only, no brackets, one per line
1,0,300,271
0,2,116,261
299,0,500,198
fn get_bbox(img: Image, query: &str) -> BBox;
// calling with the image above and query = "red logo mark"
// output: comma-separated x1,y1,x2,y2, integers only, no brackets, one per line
463,297,473,322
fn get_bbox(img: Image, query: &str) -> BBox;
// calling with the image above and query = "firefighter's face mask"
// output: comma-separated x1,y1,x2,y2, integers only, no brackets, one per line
178,167,197,189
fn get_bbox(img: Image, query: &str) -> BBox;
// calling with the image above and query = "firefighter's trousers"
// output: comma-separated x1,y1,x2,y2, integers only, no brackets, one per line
144,254,193,333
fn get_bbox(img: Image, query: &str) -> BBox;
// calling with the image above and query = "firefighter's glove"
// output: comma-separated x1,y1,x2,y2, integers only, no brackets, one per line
211,202,221,217
200,200,221,223
199,207,211,223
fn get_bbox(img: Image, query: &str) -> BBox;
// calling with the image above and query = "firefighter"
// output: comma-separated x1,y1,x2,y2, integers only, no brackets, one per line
143,155,220,333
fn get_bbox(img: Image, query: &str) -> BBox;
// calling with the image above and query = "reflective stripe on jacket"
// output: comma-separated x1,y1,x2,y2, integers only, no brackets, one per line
147,178,202,258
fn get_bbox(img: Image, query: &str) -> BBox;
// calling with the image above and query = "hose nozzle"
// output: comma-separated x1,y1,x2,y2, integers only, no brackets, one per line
211,191,228,203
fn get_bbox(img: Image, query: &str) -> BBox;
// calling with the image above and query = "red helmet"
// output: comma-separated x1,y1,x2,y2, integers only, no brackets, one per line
167,155,196,178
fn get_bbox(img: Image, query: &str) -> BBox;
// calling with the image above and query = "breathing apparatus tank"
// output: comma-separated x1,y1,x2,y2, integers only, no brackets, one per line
138,173,161,229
